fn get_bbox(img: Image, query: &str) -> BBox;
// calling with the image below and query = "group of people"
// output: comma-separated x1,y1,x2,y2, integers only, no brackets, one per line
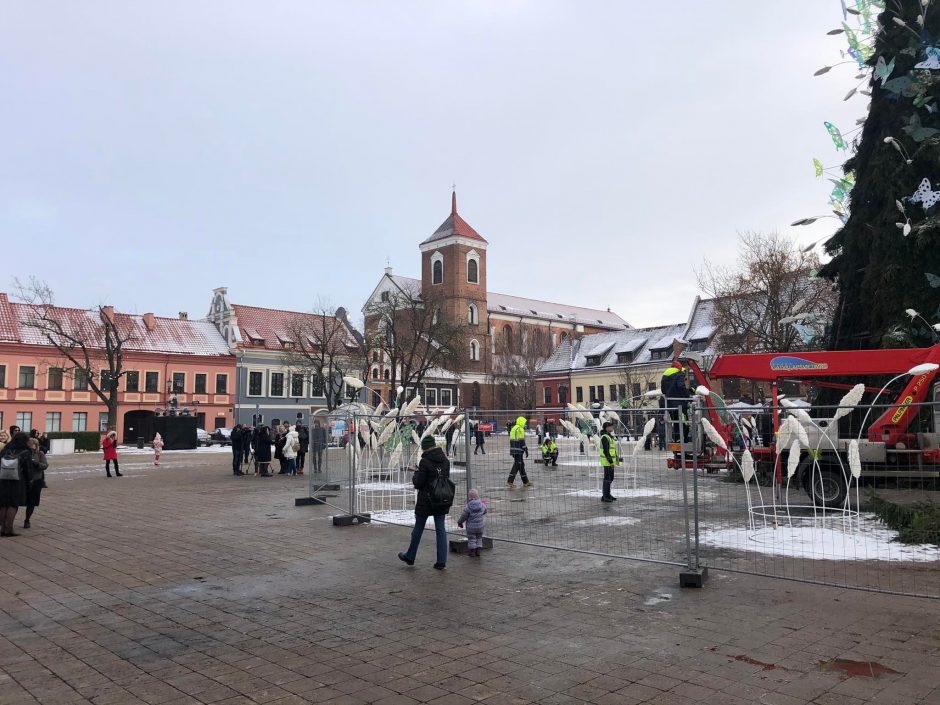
229,421,329,477
0,427,48,535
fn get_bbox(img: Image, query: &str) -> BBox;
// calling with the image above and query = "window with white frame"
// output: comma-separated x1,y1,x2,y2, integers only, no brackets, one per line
72,412,87,432
18,366,35,389
431,251,443,284
270,372,285,397
470,339,480,361
440,388,452,406
543,387,552,405
16,411,32,432
98,412,109,432
46,411,61,432
425,387,438,406
468,303,478,325
291,373,304,397
248,371,263,396
466,251,480,283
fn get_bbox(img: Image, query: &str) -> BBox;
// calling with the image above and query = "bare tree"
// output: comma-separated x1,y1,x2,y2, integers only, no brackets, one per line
280,302,367,412
14,277,138,431
364,282,469,406
696,231,837,354
491,324,553,410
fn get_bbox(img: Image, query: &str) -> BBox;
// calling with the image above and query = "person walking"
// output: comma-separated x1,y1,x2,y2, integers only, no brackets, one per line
398,435,452,570
507,416,533,489
296,422,309,474
152,432,164,466
310,420,327,473
457,488,487,557
473,422,485,455
230,424,244,475
23,436,47,529
536,422,543,446
282,424,299,476
255,426,273,476
102,430,121,477
0,432,30,536
599,421,621,503
444,423,456,457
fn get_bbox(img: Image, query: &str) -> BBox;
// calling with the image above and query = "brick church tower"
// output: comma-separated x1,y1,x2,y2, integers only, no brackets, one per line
419,191,491,407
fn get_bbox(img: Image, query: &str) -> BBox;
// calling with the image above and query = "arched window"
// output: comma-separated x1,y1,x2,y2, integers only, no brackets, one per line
383,369,390,380
371,367,379,380
502,325,513,353
471,381,481,407
432,259,443,285
467,258,478,283
470,339,480,361
468,303,478,325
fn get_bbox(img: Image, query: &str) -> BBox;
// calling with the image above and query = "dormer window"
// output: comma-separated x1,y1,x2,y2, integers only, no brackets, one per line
381,291,390,302
616,352,633,364
586,355,602,367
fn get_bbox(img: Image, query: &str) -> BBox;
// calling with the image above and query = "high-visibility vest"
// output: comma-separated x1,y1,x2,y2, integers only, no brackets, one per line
598,432,620,466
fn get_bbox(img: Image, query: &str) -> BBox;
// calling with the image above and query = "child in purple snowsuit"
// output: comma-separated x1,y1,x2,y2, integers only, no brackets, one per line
457,488,487,557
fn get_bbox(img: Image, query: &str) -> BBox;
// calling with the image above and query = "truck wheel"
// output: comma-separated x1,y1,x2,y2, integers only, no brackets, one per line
806,466,848,508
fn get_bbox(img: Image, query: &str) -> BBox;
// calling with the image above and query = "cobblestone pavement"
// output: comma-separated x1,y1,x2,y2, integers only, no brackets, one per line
1,451,938,705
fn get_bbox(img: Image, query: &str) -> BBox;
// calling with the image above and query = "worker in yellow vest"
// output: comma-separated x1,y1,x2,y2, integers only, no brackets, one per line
599,421,621,503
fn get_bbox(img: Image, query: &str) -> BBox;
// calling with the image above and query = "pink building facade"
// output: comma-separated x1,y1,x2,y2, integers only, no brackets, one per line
0,294,236,443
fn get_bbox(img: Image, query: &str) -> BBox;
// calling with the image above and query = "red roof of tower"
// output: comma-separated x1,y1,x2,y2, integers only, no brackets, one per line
420,191,488,245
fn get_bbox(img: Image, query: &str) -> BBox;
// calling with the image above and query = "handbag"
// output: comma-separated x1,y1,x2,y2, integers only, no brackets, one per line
0,455,20,481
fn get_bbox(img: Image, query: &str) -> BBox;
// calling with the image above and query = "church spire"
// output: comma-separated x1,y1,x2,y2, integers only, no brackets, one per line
451,188,457,215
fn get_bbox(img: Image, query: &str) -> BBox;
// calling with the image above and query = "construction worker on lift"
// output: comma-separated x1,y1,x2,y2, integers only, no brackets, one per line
660,359,692,444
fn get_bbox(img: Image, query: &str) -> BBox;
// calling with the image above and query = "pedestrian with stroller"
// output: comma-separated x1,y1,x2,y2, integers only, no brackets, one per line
599,421,621,503
398,435,452,570
152,432,164,466
102,430,121,477
507,416,533,489
457,488,487,557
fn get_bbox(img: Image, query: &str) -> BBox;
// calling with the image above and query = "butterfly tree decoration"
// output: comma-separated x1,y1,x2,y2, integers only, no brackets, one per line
909,178,940,210
915,46,940,70
825,122,847,150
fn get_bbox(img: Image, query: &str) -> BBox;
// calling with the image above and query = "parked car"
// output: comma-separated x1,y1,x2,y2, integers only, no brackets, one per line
210,428,232,446
196,428,211,446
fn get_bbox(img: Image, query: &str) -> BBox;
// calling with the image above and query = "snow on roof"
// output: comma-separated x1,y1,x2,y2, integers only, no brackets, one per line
542,322,688,373
232,304,357,352
586,341,615,358
615,337,647,354
487,291,628,329
540,338,576,373
9,301,231,356
684,297,717,341
0,294,19,343
420,192,489,246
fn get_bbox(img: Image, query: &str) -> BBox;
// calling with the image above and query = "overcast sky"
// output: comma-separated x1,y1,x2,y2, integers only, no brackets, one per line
1,1,864,328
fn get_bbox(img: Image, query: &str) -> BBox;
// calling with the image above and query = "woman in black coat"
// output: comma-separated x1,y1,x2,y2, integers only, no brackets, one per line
0,432,31,537
398,436,452,569
254,426,273,477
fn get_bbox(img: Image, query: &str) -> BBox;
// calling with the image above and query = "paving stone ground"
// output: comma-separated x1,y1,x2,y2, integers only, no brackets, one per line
1,450,938,705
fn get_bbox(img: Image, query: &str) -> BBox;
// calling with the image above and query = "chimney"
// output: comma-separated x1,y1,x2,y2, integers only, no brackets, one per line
179,311,189,320
101,305,115,323
143,313,157,331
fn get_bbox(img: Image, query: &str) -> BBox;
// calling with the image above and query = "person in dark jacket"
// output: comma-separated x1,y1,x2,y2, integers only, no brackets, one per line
24,436,47,528
230,425,244,476
274,424,287,473
0,432,30,536
310,420,328,473
255,426,273,476
398,436,451,569
473,423,485,455
38,432,50,454
296,422,309,473
660,361,691,443
444,424,456,457
242,426,253,467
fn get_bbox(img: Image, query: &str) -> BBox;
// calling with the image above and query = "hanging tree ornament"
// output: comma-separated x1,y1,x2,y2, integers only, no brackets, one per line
874,55,895,83
910,178,940,209
825,121,847,149
915,46,940,70
813,158,825,177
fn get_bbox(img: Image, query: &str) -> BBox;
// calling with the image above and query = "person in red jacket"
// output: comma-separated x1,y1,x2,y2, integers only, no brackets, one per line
102,430,122,478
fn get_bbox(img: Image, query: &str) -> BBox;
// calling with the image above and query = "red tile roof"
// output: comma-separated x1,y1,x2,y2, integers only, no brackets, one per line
231,304,357,352
420,191,488,245
1,295,231,356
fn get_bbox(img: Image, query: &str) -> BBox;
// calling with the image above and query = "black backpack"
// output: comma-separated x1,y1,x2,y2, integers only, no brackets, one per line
429,464,455,510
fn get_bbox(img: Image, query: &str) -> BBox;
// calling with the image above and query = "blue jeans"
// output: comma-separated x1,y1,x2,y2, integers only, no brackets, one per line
403,514,447,565
232,446,243,474
285,457,297,476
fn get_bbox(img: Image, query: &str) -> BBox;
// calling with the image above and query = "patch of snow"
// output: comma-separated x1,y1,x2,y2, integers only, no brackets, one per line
702,518,940,562
574,516,641,527
356,482,413,492
566,488,717,501
367,510,459,531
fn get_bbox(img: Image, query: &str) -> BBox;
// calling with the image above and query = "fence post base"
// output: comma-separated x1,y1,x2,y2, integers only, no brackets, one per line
449,537,494,554
679,567,708,588
332,514,372,526
295,496,328,506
